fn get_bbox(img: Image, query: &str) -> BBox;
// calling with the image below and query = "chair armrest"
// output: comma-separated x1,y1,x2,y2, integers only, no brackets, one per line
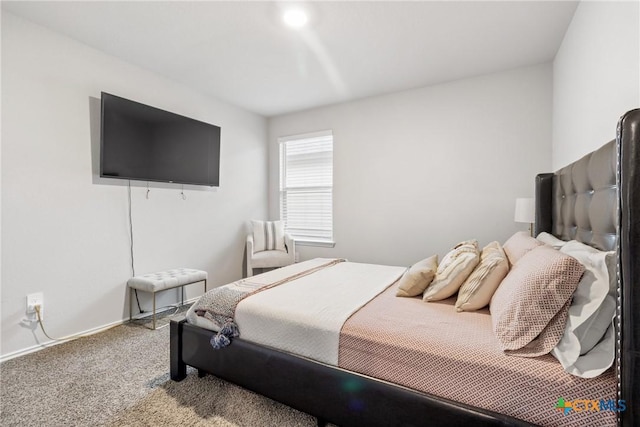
246,234,254,256
284,233,295,256
246,234,255,277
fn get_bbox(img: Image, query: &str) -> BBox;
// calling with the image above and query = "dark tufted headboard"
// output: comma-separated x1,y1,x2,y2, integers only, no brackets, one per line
535,140,617,251
534,109,640,427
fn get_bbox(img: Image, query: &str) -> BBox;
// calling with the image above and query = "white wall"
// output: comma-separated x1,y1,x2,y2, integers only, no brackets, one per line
1,13,268,359
268,64,552,266
552,0,640,169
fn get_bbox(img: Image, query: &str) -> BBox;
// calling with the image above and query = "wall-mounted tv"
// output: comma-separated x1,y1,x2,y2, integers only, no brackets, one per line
100,92,221,187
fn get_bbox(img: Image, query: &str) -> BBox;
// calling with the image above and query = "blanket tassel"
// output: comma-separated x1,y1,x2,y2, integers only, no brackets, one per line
210,320,240,350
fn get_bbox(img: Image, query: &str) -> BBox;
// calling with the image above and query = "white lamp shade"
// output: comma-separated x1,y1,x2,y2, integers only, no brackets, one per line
514,198,535,223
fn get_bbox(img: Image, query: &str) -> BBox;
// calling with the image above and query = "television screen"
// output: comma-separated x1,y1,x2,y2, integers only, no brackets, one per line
100,92,221,187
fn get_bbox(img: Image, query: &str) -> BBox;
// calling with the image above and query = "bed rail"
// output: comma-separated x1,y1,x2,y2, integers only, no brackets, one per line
616,108,640,427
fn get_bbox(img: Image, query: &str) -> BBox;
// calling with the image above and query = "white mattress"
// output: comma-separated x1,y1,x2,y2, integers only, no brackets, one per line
235,261,405,365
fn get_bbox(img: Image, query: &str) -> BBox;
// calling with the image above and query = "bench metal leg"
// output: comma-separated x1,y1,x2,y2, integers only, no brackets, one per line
152,291,156,330
130,277,207,331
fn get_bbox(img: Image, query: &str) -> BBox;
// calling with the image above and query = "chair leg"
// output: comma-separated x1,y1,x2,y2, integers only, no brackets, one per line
204,279,207,293
152,292,156,330
129,287,132,323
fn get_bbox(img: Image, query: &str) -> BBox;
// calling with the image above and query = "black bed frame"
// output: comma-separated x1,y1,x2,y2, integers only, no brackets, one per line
171,109,640,426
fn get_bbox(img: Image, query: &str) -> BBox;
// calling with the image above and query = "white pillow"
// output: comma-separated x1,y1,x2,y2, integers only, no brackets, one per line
536,232,567,249
251,220,286,253
551,240,616,378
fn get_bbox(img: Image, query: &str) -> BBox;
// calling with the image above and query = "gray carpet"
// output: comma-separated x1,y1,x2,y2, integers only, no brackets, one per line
0,308,319,426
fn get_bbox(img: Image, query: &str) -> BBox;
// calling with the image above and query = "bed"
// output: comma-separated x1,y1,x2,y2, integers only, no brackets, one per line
170,108,640,426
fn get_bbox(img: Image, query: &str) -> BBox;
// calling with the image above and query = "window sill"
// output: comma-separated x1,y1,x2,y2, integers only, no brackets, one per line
295,239,336,248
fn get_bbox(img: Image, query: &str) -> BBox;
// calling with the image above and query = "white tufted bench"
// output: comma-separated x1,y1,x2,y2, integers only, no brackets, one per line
128,268,207,329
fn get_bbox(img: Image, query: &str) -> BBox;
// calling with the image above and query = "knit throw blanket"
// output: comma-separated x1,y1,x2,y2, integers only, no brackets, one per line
194,258,345,349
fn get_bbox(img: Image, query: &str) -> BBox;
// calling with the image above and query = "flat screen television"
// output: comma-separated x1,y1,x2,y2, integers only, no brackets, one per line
100,92,221,187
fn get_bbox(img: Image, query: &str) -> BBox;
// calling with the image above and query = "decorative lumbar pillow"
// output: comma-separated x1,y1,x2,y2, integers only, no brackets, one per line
536,232,568,249
455,241,509,312
396,255,438,297
551,240,616,378
502,231,543,266
251,220,286,253
423,240,480,302
490,244,584,357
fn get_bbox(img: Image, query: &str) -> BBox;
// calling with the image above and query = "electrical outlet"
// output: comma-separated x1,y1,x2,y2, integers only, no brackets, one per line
26,293,44,321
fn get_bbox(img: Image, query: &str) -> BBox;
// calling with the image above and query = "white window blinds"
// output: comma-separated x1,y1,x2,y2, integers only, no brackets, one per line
279,130,333,244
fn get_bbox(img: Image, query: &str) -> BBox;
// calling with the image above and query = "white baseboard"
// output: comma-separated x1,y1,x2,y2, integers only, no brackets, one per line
0,318,125,363
0,296,200,363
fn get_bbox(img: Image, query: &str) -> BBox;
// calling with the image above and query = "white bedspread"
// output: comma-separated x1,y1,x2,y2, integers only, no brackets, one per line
185,258,343,332
235,261,405,365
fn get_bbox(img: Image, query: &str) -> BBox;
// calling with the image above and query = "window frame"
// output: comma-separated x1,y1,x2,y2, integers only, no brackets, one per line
278,130,335,248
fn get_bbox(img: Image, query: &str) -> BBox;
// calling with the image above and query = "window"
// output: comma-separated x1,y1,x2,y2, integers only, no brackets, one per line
279,130,334,246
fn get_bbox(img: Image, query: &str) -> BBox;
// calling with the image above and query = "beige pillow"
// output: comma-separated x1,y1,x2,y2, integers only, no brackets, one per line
455,241,509,312
490,245,584,357
396,255,438,297
423,240,479,302
502,231,543,266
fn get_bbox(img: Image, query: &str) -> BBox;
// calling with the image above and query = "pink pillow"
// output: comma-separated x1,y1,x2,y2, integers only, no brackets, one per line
490,245,584,357
502,231,543,266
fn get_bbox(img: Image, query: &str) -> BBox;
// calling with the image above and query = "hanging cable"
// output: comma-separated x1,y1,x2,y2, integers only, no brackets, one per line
34,305,120,341
128,181,143,313
180,184,186,200
146,181,150,199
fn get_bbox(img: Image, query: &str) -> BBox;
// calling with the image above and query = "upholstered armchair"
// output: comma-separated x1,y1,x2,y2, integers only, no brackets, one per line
246,220,296,277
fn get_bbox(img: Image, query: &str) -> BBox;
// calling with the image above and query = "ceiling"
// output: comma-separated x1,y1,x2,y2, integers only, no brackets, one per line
2,1,578,117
